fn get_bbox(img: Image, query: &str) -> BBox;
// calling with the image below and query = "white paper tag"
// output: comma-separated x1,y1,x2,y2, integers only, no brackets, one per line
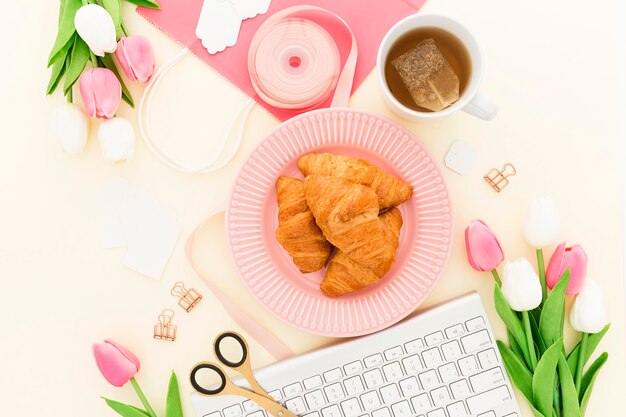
231,0,271,20
444,141,478,176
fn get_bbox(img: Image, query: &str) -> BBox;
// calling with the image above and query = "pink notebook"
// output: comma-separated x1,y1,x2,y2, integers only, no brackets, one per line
138,0,426,121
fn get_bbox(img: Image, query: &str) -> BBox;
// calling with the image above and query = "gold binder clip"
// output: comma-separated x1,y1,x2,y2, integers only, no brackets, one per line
153,309,177,341
171,281,203,312
484,163,516,192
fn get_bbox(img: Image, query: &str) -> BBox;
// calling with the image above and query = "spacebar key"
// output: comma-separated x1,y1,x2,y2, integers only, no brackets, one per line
466,386,511,414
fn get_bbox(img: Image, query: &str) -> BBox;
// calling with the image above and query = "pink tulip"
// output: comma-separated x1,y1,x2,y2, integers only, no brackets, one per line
465,220,504,272
546,242,588,295
93,339,140,387
79,68,121,119
115,36,155,83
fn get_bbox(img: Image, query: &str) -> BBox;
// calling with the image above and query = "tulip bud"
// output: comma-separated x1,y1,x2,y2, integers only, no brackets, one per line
52,103,89,154
74,4,118,57
92,339,140,387
546,242,588,295
570,279,609,333
115,36,155,83
501,258,542,311
523,197,561,248
98,117,135,163
465,220,504,272
79,68,122,119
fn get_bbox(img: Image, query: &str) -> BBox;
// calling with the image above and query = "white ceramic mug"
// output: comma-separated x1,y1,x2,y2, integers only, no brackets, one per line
377,14,497,122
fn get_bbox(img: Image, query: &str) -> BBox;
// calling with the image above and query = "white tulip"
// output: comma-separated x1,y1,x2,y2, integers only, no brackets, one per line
52,103,89,154
98,117,135,163
74,4,117,57
501,258,542,311
570,279,609,334
523,197,561,248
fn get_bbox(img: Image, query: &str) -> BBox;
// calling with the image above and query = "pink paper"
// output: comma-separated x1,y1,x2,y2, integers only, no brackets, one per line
138,0,426,121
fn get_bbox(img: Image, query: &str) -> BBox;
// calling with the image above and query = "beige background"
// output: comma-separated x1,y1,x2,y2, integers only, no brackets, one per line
2,0,625,416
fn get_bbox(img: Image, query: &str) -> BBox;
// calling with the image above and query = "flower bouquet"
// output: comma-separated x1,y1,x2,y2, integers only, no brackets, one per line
465,198,610,417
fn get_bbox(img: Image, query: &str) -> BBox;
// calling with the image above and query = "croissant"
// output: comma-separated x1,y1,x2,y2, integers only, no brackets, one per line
321,208,403,297
304,175,393,277
275,177,332,273
298,153,413,208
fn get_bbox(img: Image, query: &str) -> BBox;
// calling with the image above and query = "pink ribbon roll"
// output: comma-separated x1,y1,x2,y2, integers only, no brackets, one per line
248,6,358,110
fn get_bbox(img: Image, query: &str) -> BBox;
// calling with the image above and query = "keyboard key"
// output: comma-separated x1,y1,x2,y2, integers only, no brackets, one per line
390,400,412,417
503,413,519,417
445,324,465,339
285,397,307,414
427,408,446,417
477,349,498,369
438,362,460,383
372,407,392,417
268,390,283,401
223,404,243,417
380,384,401,404
384,346,404,361
425,331,444,346
477,412,496,417
422,347,443,368
360,391,382,410
401,354,423,374
305,390,326,409
469,367,505,392
382,362,403,381
321,404,342,417
246,411,264,417
410,393,432,414
461,330,491,353
324,383,346,402
404,338,424,353
303,412,320,417
344,361,363,376
203,412,221,417
344,376,365,396
446,401,468,417
304,375,323,390
465,317,485,332
441,340,462,361
399,376,420,397
284,382,303,397
450,379,471,399
430,386,451,407
418,369,440,390
364,368,385,388
341,398,362,417
243,400,259,411
324,368,343,383
466,386,511,414
458,356,479,376
365,353,384,368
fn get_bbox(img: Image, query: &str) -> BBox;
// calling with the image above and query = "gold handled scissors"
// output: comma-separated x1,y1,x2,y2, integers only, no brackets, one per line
190,331,298,417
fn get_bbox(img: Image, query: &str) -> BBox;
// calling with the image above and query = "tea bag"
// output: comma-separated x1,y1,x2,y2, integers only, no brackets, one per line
391,39,460,111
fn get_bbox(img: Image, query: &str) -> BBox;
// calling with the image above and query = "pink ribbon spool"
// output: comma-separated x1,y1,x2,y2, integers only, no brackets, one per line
248,6,358,110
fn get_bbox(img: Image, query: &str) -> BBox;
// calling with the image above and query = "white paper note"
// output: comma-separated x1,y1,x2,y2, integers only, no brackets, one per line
445,141,478,176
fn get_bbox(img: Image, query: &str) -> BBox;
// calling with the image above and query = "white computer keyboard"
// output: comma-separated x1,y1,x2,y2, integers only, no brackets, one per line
191,292,521,417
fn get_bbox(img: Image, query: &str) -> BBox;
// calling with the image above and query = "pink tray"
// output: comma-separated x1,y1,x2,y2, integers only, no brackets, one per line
227,108,453,337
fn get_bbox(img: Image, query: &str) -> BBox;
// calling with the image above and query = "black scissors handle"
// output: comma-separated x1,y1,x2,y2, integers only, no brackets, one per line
189,362,228,396
214,331,249,368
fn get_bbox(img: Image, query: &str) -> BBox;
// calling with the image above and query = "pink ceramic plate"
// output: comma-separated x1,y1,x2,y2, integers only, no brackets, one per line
227,108,453,337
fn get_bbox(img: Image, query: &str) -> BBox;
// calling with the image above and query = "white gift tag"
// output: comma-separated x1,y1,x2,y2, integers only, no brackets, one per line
196,0,243,54
444,141,478,176
231,0,271,20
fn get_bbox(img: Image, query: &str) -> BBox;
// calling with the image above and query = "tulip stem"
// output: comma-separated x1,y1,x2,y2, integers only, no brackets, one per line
66,87,73,103
536,248,547,303
89,51,98,68
522,311,537,370
575,332,588,395
491,269,502,287
121,21,129,37
130,377,157,417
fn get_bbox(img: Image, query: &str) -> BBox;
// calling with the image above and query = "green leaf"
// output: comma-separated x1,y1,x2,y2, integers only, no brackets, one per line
47,51,68,95
580,352,608,414
497,340,533,402
98,54,135,108
63,36,90,94
166,371,184,417
125,0,161,9
539,270,570,347
103,398,151,417
495,284,530,367
529,308,547,355
508,330,527,366
102,0,122,36
567,324,610,376
532,338,564,417
557,354,580,417
48,0,83,67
